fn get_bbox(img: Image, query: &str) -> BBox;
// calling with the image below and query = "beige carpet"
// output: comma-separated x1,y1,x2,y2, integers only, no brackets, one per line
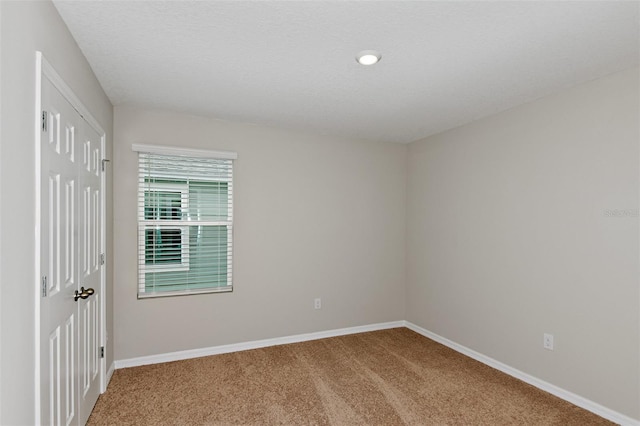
89,328,612,425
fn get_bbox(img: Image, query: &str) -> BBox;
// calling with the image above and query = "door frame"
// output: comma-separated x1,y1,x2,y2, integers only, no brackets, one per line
34,51,107,424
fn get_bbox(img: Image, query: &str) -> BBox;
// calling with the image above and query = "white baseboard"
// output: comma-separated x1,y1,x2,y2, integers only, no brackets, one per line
114,320,404,369
404,321,639,426
106,362,115,388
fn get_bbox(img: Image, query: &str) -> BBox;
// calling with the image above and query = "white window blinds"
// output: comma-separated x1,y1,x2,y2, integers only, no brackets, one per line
136,146,235,298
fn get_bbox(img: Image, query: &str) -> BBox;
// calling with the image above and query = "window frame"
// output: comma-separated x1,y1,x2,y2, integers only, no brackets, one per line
134,144,236,299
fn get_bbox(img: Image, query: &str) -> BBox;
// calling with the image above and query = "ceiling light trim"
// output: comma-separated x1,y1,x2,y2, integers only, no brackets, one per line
356,50,381,65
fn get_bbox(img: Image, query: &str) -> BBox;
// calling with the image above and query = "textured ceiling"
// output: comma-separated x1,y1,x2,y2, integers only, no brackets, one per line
53,1,639,144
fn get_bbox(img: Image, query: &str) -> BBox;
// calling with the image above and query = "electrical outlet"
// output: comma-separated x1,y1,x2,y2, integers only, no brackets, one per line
314,298,322,310
543,333,554,350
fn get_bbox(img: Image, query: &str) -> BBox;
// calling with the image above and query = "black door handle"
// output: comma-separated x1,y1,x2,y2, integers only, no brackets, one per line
74,286,95,302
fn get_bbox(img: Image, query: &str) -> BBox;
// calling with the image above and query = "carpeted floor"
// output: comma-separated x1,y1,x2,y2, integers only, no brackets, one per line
88,328,612,425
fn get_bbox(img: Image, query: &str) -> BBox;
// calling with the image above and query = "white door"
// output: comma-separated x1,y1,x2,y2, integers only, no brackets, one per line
77,121,102,424
40,76,102,425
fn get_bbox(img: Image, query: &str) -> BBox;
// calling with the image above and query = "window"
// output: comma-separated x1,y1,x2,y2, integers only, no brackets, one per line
134,144,236,298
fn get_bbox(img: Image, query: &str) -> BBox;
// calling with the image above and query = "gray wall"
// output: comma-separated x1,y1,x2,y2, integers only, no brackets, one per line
113,106,407,360
0,1,113,424
406,67,639,419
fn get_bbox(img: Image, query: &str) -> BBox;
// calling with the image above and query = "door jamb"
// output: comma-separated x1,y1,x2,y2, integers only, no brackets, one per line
34,51,107,424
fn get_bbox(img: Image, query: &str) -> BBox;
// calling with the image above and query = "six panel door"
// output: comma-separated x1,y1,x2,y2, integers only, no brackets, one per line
40,76,102,426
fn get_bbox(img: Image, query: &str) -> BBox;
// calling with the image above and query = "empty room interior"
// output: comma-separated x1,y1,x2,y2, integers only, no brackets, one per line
0,0,639,424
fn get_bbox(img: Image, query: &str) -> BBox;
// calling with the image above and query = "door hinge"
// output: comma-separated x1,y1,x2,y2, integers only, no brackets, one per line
42,111,48,132
101,159,110,172
100,253,105,266
41,276,47,297
100,346,104,359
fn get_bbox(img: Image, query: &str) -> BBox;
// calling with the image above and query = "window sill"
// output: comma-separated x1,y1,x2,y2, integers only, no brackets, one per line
137,286,232,299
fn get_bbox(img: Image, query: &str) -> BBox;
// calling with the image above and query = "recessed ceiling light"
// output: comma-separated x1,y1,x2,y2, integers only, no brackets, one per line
356,50,381,66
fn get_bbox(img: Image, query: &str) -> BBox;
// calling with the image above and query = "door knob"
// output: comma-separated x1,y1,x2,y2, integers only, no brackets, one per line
74,286,95,301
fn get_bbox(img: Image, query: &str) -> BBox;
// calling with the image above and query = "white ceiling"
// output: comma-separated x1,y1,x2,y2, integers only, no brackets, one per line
53,1,639,144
